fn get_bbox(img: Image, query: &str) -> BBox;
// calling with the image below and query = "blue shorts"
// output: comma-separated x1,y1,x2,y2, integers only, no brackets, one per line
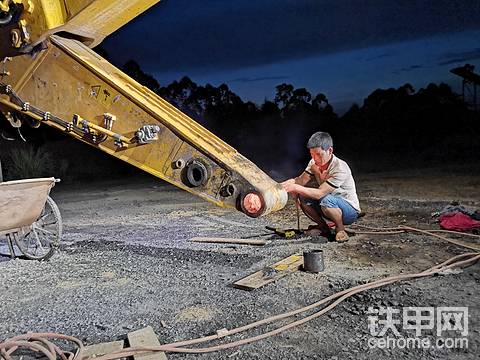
302,194,359,225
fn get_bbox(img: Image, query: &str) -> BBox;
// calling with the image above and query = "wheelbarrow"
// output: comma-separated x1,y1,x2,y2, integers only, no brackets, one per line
0,177,62,260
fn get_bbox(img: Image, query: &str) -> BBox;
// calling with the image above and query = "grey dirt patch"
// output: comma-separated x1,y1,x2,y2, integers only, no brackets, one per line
1,173,479,359
70,240,264,269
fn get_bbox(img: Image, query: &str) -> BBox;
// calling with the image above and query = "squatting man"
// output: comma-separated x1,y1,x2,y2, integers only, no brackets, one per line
281,132,361,242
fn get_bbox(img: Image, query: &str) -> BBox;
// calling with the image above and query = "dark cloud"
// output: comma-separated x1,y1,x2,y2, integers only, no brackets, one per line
102,0,480,74
391,64,425,76
437,48,480,66
228,76,290,83
399,65,424,72
364,53,393,62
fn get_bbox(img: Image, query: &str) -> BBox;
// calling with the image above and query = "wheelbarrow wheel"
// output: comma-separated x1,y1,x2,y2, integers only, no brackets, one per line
15,196,63,260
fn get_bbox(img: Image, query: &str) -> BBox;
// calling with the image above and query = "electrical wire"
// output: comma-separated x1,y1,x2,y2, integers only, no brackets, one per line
346,224,480,251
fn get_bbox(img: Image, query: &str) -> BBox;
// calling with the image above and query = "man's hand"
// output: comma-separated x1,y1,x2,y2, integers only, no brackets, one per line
310,163,329,182
310,163,320,175
282,181,299,193
280,178,296,186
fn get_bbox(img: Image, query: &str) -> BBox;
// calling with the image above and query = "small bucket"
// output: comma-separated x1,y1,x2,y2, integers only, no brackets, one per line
303,249,325,273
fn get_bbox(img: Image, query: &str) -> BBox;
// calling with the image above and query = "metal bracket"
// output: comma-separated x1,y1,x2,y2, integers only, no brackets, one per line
72,113,134,148
135,125,160,144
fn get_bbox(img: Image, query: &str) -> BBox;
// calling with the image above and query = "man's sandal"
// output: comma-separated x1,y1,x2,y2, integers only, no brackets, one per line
335,230,349,242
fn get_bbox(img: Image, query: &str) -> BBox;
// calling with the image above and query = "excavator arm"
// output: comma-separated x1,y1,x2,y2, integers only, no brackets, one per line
0,0,287,217
0,0,159,53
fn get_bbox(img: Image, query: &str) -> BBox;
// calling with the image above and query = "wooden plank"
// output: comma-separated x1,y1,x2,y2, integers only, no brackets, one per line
82,340,124,358
127,326,167,360
233,254,303,291
190,237,268,246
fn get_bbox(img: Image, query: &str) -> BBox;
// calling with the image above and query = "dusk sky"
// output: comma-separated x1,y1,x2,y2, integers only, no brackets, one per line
103,0,480,113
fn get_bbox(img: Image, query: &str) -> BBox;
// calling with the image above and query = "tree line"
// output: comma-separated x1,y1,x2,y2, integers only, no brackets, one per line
122,60,480,175
1,59,479,181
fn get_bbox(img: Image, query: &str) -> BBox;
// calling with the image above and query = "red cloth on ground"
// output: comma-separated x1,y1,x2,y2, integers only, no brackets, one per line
438,212,480,231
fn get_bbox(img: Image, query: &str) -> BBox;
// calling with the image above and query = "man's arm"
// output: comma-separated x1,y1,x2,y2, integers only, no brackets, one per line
282,181,335,200
281,171,311,187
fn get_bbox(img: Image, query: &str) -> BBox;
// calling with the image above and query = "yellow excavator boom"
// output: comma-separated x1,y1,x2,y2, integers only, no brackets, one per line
0,0,288,217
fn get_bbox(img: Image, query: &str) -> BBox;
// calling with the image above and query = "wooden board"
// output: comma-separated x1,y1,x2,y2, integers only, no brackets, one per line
82,340,124,358
127,326,167,360
233,253,303,291
190,237,268,246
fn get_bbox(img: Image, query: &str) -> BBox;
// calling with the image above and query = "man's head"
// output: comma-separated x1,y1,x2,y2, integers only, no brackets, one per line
307,131,333,166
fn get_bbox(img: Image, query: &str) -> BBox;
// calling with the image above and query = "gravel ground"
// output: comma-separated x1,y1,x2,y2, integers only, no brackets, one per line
1,172,479,359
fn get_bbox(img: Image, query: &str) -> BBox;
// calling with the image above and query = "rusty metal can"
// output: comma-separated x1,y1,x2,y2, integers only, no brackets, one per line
303,249,325,273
